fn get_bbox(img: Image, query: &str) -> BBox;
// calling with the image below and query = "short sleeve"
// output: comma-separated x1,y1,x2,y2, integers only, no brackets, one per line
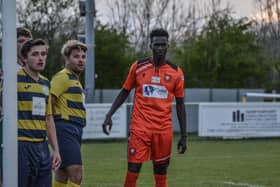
174,67,185,98
122,62,137,91
50,74,67,98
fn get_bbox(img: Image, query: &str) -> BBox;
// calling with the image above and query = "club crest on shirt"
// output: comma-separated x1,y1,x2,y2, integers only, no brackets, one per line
24,85,31,90
164,74,172,82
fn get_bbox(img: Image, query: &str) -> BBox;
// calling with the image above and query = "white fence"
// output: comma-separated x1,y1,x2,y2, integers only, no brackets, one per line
199,103,280,138
83,104,127,139
83,102,280,140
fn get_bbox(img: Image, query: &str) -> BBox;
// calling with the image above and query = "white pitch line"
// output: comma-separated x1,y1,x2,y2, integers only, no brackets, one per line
223,181,266,187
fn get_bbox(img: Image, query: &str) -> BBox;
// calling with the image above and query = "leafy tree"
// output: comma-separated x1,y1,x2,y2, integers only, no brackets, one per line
95,24,135,88
16,0,135,89
253,0,280,91
174,11,270,88
105,0,196,52
17,0,83,79
15,0,274,90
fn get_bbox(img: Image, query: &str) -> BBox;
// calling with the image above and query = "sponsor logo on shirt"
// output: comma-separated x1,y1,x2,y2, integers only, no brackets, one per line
151,76,160,83
143,84,168,99
42,85,49,96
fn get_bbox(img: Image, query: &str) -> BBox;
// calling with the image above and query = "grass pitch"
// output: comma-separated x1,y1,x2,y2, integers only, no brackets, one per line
81,135,280,187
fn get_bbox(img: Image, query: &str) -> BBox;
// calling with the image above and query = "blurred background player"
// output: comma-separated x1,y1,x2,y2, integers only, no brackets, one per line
17,27,33,69
18,39,61,187
51,40,87,187
102,28,187,187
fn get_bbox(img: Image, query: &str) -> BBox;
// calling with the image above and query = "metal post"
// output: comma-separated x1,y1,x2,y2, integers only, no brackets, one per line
85,0,95,103
2,0,18,186
242,95,247,103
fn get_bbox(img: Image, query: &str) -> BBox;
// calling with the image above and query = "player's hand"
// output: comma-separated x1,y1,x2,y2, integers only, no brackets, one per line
102,115,113,135
177,135,187,154
52,150,61,171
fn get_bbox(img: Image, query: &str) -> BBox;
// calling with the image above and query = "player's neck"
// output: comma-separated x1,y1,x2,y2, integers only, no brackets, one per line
66,67,80,77
23,67,40,81
152,56,166,67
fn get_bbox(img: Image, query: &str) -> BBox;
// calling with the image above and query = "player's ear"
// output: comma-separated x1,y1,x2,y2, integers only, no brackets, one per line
22,57,27,64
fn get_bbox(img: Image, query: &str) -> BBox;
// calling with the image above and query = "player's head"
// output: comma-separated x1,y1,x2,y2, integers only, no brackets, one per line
21,39,48,73
61,40,87,75
17,27,33,66
149,28,169,61
17,27,32,39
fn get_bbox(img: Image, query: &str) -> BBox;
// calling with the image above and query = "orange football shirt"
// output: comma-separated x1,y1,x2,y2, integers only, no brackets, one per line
123,58,185,132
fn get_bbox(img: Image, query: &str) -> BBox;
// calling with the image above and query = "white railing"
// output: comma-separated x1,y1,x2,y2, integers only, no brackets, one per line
242,93,280,102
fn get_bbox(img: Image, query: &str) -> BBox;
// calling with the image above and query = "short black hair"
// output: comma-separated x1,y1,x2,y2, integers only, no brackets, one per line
21,39,48,59
150,28,169,41
17,27,32,38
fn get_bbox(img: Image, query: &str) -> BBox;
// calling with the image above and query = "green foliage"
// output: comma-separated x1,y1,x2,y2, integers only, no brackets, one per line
174,13,270,88
17,1,136,88
17,0,82,79
95,24,135,88
15,1,276,89
42,36,68,79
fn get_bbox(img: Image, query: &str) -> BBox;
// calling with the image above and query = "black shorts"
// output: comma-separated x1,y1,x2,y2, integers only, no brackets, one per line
18,141,52,187
55,120,83,169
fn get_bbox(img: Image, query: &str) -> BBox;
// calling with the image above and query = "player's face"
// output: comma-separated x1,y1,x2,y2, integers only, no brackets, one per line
65,49,86,75
150,36,169,60
25,45,47,73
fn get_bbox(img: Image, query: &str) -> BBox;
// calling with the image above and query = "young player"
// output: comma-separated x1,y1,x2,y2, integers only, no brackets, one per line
18,39,61,187
102,28,187,187
51,40,87,187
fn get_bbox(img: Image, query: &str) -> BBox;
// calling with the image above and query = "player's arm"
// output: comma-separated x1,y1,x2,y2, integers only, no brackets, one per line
51,94,58,114
103,62,136,135
175,97,187,154
46,114,61,171
102,88,130,135
47,74,64,170
46,93,61,171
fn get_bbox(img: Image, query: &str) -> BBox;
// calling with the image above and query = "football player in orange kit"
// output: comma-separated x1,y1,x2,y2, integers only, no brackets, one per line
102,28,187,187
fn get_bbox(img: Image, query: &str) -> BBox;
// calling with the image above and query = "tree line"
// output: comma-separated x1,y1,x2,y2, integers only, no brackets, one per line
12,0,280,91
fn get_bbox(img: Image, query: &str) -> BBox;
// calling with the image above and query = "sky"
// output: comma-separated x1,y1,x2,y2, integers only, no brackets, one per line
223,0,254,18
95,0,256,24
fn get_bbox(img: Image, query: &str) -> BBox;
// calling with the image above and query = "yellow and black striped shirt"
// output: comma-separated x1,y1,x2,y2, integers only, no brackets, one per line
17,69,51,142
50,68,86,127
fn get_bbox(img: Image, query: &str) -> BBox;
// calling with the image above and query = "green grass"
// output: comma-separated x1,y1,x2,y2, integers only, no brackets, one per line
81,135,280,187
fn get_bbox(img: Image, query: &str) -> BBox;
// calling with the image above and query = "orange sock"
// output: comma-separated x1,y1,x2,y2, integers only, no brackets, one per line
124,171,139,187
154,174,167,187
